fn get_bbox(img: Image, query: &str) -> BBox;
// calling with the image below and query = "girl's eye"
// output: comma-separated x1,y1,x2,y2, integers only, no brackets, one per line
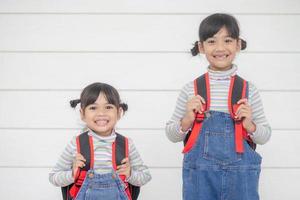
105,105,114,109
88,106,97,110
225,38,233,43
207,39,215,44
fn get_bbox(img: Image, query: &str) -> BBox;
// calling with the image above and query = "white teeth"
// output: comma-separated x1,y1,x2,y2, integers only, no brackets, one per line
95,119,108,126
214,55,227,60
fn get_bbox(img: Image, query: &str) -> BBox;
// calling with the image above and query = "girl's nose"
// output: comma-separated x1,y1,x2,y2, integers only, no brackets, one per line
215,41,225,51
96,109,105,115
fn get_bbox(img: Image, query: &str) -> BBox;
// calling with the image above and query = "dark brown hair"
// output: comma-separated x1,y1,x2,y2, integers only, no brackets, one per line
70,82,128,113
191,13,247,56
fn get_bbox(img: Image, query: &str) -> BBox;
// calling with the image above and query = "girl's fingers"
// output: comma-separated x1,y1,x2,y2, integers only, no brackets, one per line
117,164,126,170
189,102,200,113
117,166,130,174
192,96,205,113
236,106,247,115
117,167,126,172
76,161,86,168
196,95,206,104
117,159,130,170
237,98,248,105
197,96,206,112
75,153,86,162
73,154,86,168
121,158,129,164
187,95,206,116
236,108,251,120
235,103,251,115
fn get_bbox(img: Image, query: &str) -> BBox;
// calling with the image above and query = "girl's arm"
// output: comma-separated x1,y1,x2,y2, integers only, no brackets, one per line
126,138,151,186
165,82,194,143
248,83,272,144
49,137,77,187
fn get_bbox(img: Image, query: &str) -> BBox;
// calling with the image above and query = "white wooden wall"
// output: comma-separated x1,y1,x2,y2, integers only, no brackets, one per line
0,0,300,199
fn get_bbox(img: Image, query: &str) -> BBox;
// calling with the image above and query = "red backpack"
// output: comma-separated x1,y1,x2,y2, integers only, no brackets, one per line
61,131,140,200
183,73,256,154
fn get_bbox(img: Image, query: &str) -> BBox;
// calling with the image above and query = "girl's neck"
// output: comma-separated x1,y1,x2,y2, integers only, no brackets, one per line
89,129,116,140
208,64,237,80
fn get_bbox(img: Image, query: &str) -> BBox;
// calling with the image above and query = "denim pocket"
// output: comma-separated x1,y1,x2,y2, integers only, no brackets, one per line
85,185,119,200
203,130,241,164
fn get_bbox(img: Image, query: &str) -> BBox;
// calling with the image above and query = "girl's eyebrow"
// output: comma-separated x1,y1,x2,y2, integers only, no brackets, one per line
90,102,112,106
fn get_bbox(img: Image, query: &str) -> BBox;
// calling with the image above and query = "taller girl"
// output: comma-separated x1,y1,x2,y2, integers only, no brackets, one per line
166,13,271,200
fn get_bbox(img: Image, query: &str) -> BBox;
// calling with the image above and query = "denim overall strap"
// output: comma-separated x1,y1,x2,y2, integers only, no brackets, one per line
183,74,250,154
75,170,128,200
183,111,261,200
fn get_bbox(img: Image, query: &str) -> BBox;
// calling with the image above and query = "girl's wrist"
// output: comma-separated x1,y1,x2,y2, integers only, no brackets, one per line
181,113,194,132
244,120,256,133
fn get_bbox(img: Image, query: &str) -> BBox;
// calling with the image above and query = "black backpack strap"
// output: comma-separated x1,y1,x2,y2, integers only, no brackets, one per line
61,185,72,200
115,133,126,166
77,131,92,171
194,73,209,103
230,75,247,113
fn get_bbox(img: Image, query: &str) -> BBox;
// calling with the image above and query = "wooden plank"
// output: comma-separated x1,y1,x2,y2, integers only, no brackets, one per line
0,0,299,13
0,167,299,200
0,15,299,52
0,130,298,168
0,53,299,90
0,91,298,129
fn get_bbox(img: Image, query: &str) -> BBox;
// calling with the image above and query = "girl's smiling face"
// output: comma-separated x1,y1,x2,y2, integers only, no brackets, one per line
80,92,121,137
198,27,241,71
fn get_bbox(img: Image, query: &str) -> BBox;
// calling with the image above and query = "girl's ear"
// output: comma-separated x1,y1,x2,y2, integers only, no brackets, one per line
117,107,123,120
80,108,85,121
198,41,205,54
237,39,242,51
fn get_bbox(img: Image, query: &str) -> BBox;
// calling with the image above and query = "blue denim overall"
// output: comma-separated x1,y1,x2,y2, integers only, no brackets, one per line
183,111,262,200
75,170,128,200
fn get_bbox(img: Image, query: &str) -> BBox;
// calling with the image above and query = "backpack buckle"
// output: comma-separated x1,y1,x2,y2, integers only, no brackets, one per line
195,112,205,123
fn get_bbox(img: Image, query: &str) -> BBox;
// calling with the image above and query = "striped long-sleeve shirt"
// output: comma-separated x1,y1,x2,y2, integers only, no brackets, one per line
49,130,151,187
165,65,271,145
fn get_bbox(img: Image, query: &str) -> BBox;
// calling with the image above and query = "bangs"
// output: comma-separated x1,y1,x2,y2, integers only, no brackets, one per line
80,83,120,109
199,13,239,42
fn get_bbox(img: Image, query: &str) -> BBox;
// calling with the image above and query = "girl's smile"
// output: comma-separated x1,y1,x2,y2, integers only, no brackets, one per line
95,117,109,126
80,93,121,137
198,27,241,71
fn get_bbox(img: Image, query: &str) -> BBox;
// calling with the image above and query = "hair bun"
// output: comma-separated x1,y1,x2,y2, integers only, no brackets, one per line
70,99,81,108
120,103,128,112
241,39,247,50
191,41,199,56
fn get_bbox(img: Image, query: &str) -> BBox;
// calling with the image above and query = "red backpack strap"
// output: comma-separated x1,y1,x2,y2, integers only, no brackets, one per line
182,73,210,153
228,75,249,153
113,133,139,200
68,131,94,198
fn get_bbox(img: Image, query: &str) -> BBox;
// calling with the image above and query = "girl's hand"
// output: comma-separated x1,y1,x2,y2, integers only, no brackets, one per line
72,153,86,178
116,157,131,179
181,95,206,132
235,98,256,133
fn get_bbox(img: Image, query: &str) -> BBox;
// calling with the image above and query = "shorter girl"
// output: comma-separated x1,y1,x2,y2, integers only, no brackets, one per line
49,82,151,200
